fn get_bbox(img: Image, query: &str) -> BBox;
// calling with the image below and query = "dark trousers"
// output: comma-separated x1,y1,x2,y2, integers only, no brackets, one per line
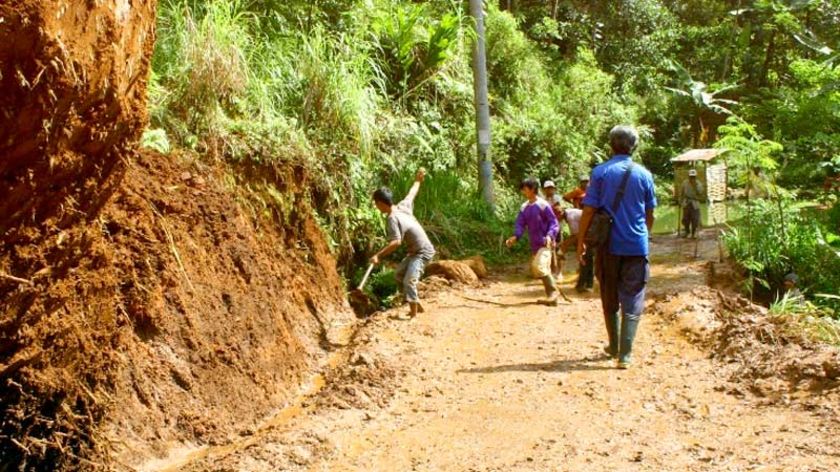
682,204,700,235
576,247,595,289
595,250,649,319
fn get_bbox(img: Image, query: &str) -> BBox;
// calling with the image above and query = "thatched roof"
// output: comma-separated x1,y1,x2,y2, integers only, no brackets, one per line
671,148,727,163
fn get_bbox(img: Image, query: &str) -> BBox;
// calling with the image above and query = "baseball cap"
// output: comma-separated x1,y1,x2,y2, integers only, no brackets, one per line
784,272,799,284
688,169,698,177
543,180,556,189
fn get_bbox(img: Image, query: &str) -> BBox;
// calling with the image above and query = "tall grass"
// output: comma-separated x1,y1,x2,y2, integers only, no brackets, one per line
769,293,840,346
151,0,256,146
147,0,639,276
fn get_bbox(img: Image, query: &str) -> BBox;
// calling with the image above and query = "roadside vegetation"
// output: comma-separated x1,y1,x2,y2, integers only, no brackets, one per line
144,0,839,314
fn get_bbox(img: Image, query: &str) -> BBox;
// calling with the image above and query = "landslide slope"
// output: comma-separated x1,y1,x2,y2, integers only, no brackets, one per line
0,1,355,469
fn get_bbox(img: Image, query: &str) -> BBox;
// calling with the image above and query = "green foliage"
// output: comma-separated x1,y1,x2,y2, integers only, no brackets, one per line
140,128,171,154
756,59,840,187
366,3,462,100
367,267,400,308
769,292,840,346
722,199,840,315
151,0,256,146
664,61,739,146
146,0,840,319
484,4,635,187
715,117,784,190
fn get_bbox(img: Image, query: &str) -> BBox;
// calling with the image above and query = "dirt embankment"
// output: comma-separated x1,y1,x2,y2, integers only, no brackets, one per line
0,0,155,238
652,287,840,407
0,1,356,469
2,149,356,470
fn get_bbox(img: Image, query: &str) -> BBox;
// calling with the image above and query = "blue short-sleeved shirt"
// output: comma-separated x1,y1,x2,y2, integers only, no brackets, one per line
582,155,657,256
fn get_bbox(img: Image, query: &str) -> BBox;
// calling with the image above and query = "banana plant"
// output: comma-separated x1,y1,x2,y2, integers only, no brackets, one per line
664,61,739,147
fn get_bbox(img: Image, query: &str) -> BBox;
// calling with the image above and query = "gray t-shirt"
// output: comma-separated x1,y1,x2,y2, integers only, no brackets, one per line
681,180,705,210
387,199,435,258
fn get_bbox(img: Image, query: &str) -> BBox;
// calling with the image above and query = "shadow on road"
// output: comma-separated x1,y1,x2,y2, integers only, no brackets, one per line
457,355,612,374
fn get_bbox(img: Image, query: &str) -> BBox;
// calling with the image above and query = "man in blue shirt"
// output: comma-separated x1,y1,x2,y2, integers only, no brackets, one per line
577,126,657,369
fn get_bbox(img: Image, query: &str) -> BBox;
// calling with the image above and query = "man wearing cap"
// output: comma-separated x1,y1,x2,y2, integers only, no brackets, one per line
564,175,590,209
543,180,563,207
783,272,805,305
680,169,705,238
544,180,565,279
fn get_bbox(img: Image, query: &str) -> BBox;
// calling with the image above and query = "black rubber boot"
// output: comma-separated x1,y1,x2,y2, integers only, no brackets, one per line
618,314,641,368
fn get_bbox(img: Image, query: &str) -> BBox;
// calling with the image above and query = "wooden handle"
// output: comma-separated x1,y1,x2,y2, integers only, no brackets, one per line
357,264,375,291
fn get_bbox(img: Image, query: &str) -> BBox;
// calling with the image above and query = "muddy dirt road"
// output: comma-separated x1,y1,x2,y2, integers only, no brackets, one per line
170,232,840,471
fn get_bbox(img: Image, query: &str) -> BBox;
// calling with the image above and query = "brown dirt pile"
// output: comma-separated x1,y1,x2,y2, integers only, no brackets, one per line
425,256,488,285
713,294,840,403
653,289,840,405
316,343,401,412
0,0,156,239
1,1,157,468
1,149,356,470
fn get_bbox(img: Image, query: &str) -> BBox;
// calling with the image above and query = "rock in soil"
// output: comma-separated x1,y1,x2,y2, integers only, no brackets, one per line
426,260,480,285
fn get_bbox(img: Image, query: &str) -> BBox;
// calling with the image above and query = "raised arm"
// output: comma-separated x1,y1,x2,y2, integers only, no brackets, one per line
403,168,426,206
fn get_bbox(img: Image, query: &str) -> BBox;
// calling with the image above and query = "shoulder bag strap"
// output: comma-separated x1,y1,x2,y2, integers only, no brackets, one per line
610,163,635,213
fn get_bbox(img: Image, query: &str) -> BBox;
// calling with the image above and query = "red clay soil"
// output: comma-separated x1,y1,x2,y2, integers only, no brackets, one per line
1,149,356,470
0,2,356,469
0,0,156,239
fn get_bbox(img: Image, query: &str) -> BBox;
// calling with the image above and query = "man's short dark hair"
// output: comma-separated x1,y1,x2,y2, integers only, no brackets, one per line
373,187,393,206
609,125,639,155
519,177,540,191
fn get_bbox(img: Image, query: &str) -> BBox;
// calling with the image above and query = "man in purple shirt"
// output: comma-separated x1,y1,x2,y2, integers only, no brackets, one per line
506,177,560,306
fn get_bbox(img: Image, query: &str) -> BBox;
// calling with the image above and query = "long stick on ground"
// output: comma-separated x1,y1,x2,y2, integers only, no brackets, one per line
549,248,574,303
457,294,535,307
458,293,571,307
0,272,34,286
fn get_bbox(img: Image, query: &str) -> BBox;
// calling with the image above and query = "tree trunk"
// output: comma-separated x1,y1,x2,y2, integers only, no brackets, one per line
470,0,496,208
760,30,777,87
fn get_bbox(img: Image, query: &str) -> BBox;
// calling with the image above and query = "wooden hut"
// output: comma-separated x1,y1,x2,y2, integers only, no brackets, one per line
671,149,728,202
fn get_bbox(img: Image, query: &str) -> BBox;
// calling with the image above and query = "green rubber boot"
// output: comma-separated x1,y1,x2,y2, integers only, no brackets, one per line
617,315,641,369
539,275,559,306
603,310,620,359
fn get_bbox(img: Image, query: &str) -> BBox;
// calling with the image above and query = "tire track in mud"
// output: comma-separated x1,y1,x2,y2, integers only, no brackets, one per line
179,231,840,472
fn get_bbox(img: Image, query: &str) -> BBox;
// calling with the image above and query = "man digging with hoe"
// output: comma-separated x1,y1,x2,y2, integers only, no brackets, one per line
370,169,436,321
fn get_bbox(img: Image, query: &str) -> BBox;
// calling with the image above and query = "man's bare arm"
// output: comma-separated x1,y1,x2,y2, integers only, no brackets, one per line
371,239,401,265
403,168,426,205
576,206,597,266
645,209,655,232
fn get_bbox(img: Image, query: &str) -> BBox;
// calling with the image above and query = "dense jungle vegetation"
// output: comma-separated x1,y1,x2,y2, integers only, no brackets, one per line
143,0,840,313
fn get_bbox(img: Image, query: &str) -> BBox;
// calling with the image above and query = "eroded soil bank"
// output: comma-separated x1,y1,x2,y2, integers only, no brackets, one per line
0,150,356,470
179,231,840,472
